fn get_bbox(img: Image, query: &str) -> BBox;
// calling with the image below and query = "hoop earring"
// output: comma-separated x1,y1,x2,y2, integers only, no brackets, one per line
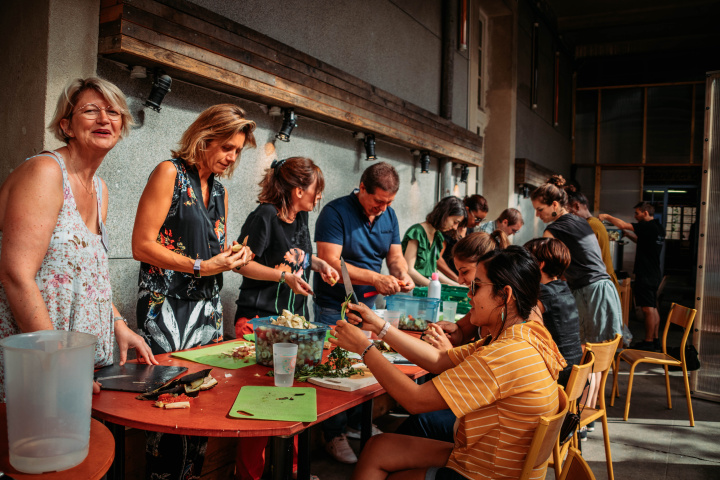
552,211,557,217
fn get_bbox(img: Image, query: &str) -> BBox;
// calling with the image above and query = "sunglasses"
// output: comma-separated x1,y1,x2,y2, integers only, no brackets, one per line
470,280,496,296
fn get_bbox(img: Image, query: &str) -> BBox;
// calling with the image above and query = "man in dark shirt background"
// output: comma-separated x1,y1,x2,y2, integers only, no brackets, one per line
600,202,665,350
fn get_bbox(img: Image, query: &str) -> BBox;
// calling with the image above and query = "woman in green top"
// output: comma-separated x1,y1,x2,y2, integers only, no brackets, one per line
402,196,465,287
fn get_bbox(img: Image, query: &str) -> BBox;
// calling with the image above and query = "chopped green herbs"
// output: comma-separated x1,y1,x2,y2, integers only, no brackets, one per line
267,347,362,382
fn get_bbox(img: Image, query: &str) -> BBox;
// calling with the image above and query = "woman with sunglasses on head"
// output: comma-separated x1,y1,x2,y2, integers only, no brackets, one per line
437,195,488,282
0,77,157,400
332,246,566,480
232,157,338,480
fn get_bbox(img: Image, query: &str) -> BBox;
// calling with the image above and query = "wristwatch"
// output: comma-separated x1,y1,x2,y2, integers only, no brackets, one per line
279,271,286,284
193,258,202,278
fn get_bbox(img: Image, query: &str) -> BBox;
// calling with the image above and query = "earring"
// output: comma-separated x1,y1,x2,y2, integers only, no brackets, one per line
552,211,557,217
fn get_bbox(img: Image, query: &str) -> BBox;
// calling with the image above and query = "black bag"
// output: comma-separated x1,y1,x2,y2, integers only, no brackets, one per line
558,351,594,446
668,344,701,371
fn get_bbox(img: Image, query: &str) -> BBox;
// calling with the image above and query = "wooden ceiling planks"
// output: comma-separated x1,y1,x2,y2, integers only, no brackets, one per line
98,0,484,165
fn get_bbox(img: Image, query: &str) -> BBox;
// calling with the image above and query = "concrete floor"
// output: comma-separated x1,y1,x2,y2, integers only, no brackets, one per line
302,279,720,479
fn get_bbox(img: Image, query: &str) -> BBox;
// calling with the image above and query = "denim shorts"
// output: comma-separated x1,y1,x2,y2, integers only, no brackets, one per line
425,467,469,480
572,278,623,343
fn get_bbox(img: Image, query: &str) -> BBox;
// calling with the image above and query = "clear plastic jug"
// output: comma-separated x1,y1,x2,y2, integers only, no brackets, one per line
0,330,96,473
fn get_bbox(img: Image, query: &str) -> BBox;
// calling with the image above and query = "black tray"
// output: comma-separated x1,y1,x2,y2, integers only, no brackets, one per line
94,364,188,393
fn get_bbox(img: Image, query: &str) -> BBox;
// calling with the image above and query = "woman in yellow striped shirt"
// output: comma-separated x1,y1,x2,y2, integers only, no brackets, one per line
331,246,566,480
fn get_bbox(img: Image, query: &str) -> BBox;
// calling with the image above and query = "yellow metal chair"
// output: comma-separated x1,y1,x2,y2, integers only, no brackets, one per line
611,302,697,426
549,352,596,479
519,386,569,480
559,447,597,480
577,334,622,480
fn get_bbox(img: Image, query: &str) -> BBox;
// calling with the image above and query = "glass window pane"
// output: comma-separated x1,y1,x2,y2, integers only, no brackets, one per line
575,90,598,164
599,88,643,164
646,85,693,164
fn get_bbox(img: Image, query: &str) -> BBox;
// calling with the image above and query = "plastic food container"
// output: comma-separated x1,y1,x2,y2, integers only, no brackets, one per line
251,317,330,368
384,295,440,331
412,285,471,314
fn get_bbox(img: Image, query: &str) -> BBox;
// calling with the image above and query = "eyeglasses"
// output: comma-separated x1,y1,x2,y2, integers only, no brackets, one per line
73,103,122,120
474,217,483,224
470,280,496,296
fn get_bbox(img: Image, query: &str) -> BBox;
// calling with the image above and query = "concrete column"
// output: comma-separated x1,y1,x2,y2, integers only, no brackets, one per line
482,11,518,217
0,0,100,181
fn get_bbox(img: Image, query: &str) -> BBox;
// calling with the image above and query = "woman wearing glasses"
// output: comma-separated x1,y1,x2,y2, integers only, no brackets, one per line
437,195,488,282
0,77,157,399
332,246,566,480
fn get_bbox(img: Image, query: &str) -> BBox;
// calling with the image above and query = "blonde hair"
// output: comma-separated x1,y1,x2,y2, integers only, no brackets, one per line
48,77,135,143
171,104,257,178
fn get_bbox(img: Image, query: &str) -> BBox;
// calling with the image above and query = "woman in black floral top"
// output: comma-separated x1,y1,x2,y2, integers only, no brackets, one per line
131,103,256,479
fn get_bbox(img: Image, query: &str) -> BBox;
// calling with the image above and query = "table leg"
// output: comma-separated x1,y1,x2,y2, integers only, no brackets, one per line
296,429,311,480
104,421,125,480
271,435,294,480
360,398,373,450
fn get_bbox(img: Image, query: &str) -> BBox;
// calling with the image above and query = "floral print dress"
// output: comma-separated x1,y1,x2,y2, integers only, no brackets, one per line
137,159,226,355
0,150,113,399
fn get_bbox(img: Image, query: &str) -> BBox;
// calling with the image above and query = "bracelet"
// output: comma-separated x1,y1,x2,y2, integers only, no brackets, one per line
360,342,375,362
279,271,286,284
377,321,391,340
113,316,128,325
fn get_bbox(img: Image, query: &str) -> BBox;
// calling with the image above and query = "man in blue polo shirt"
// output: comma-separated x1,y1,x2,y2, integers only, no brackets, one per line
313,161,414,463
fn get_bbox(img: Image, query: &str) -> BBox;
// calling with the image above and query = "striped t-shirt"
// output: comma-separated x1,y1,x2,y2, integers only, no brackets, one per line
432,321,566,480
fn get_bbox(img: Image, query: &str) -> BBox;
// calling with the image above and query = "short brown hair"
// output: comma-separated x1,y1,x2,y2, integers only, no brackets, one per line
634,202,655,216
360,162,400,194
171,104,256,178
48,77,134,143
452,231,509,263
496,208,524,226
523,237,571,278
257,157,325,221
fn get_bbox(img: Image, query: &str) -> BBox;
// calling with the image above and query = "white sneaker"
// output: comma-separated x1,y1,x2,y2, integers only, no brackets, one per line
325,434,358,464
346,424,383,439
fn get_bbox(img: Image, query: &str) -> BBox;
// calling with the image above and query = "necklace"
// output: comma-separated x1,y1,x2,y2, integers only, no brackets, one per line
70,159,94,196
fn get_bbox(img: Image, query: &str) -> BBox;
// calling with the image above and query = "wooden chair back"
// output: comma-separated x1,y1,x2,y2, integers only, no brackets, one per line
559,447,597,480
585,334,622,375
519,386,569,480
564,352,596,404
661,302,697,357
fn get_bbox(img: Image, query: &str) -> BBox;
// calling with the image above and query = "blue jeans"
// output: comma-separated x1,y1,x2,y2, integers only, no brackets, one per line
397,409,456,443
312,302,361,440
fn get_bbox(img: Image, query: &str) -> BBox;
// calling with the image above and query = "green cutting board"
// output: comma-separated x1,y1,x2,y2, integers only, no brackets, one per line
171,341,256,369
229,386,317,422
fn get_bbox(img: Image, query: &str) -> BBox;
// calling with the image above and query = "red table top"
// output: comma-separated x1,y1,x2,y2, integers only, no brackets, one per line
0,404,114,480
91,342,427,438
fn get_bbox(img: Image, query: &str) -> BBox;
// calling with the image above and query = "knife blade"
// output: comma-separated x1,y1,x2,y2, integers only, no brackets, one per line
340,256,362,327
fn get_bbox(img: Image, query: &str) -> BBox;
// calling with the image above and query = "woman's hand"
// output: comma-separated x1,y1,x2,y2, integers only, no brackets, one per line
312,257,340,286
435,321,463,346
203,244,254,276
285,272,314,296
345,302,384,332
93,380,102,395
329,320,372,355
424,323,453,351
114,322,158,366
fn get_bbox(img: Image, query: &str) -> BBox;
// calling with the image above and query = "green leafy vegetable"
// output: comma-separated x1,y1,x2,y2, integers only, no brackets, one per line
340,293,353,321
267,347,362,382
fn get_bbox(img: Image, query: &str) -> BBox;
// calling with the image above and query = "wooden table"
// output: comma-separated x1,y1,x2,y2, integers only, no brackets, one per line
91,343,426,480
0,404,114,480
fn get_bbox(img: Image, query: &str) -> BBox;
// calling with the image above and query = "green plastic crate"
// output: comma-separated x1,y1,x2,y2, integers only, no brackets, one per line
413,285,471,314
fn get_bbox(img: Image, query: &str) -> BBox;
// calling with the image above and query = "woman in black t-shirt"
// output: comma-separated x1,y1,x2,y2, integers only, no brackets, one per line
234,157,339,337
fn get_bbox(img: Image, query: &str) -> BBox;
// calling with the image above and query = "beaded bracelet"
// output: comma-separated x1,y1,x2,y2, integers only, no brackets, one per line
377,321,391,340
360,342,375,362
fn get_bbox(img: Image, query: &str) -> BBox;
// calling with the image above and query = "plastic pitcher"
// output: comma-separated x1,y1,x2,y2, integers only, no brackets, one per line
0,330,97,473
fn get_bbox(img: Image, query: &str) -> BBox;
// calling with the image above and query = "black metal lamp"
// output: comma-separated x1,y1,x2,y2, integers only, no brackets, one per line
460,165,470,183
145,74,172,112
420,151,431,173
364,134,377,160
276,108,297,142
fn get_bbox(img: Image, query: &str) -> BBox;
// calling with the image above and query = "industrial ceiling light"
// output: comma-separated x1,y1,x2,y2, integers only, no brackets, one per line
420,151,431,174
364,134,377,161
145,73,172,112
276,108,297,142
460,165,470,183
